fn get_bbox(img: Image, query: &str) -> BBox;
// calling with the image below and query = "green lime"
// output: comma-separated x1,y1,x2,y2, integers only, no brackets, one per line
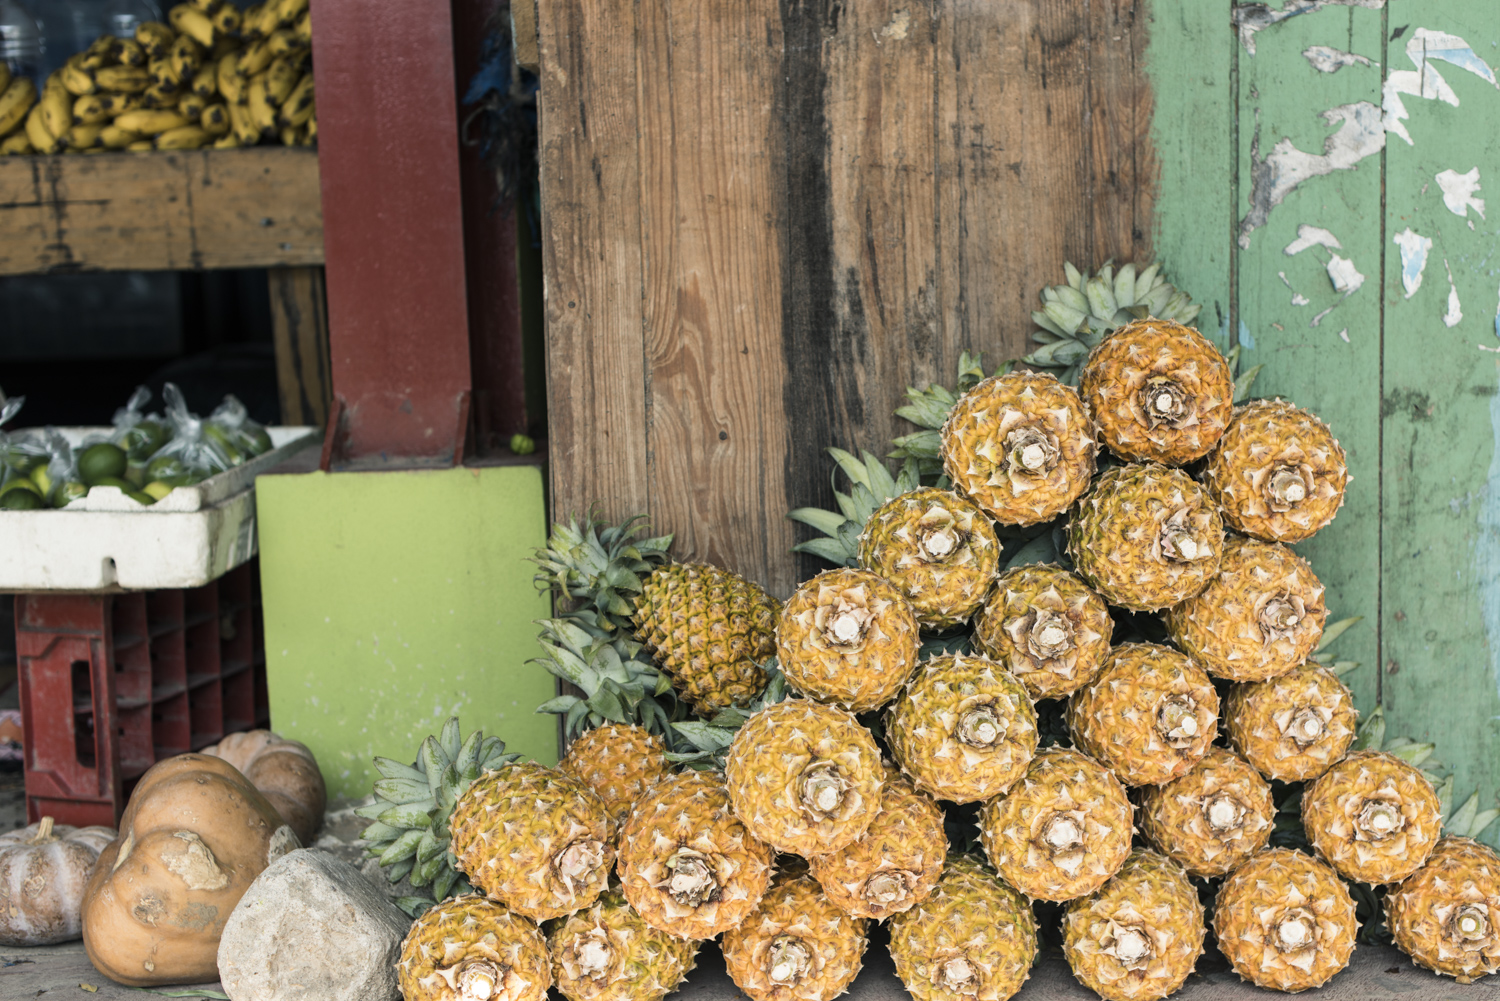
79,443,128,485
122,420,170,462
124,489,157,506
245,427,274,456
0,489,44,510
29,466,52,498
53,481,88,507
4,449,45,475
204,425,245,466
142,480,174,501
0,478,40,498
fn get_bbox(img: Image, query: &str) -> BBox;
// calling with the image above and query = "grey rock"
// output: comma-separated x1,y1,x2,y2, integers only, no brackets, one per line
217,848,412,1001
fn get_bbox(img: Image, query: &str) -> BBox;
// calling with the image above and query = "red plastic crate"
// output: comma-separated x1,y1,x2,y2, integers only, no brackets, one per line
14,561,268,828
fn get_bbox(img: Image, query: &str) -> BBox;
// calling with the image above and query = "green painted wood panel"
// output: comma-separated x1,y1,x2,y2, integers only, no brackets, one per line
256,465,556,800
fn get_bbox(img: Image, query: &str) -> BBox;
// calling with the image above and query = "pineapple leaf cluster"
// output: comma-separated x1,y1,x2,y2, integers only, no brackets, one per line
531,515,673,627
355,717,519,913
787,449,921,566
666,662,790,770
888,352,1012,479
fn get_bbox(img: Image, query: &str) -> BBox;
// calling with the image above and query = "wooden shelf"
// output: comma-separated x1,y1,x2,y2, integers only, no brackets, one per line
0,148,323,276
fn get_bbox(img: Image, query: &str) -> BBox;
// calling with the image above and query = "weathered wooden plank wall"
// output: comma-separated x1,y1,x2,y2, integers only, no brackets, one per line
540,0,1152,597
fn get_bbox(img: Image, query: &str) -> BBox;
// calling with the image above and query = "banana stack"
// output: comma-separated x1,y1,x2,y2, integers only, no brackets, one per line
0,0,314,156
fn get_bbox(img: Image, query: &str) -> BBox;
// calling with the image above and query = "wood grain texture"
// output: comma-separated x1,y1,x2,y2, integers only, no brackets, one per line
268,267,332,427
0,149,323,275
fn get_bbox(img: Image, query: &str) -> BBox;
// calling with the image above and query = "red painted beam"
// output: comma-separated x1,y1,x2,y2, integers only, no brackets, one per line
310,0,473,463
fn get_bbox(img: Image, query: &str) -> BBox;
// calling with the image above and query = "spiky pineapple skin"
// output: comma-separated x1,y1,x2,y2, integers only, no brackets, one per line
558,723,671,824
1213,849,1357,993
940,371,1098,527
1062,850,1205,1001
634,562,779,716
1067,464,1224,612
449,763,614,922
725,699,884,856
1138,747,1274,878
884,653,1039,805
1067,643,1219,787
722,871,869,1001
857,487,1001,630
1203,399,1350,544
776,568,920,712
547,889,698,1001
971,564,1113,700
1079,319,1233,466
887,855,1037,1001
1385,836,1500,984
1164,536,1327,682
806,762,947,920
1302,750,1443,885
617,769,774,940
1225,664,1357,782
397,894,551,1001
980,746,1134,902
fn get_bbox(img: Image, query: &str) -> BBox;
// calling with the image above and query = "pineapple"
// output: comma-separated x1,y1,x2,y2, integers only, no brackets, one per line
1138,747,1274,878
858,486,1001,630
883,653,1039,804
971,564,1113,700
776,568,920,712
1203,400,1350,544
1385,836,1500,983
1301,749,1443,885
1212,849,1357,993
534,518,780,715
887,855,1037,1001
1224,663,1357,782
1061,850,1206,1001
806,762,947,920
449,762,614,922
1066,643,1219,787
546,889,699,1001
724,699,884,856
721,870,869,1001
558,723,671,824
397,893,551,1001
979,746,1134,902
1163,536,1327,682
940,371,1098,526
617,769,774,939
1079,318,1234,465
1067,464,1224,612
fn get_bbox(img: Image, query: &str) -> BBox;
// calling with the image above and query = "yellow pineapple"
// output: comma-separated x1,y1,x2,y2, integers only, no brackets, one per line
547,889,698,1001
776,568,920,712
1386,836,1500,983
721,869,869,1001
397,894,551,1001
1302,749,1443,885
1138,747,1274,878
1224,663,1357,782
971,564,1113,700
858,487,1001,630
558,723,671,825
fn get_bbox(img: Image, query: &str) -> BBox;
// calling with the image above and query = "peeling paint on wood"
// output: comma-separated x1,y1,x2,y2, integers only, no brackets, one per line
1234,0,1385,56
1304,45,1372,73
1393,227,1433,297
1384,28,1498,144
1436,166,1485,219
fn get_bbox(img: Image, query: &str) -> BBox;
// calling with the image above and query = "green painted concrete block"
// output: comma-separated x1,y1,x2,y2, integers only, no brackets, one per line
257,465,557,800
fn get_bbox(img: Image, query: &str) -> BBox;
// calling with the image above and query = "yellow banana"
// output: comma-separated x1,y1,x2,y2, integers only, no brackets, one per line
0,62,9,95
212,131,239,149
275,0,309,25
211,4,241,37
40,78,73,140
246,74,276,134
64,122,103,149
142,81,181,108
240,2,265,38
169,5,216,48
100,123,142,148
189,0,217,10
149,56,183,90
293,10,311,45
191,63,216,98
171,35,203,81
236,40,273,77
250,3,282,39
112,37,147,67
278,72,312,126
0,78,38,137
0,130,32,154
25,104,62,154
72,94,109,125
86,35,117,59
135,21,175,60
200,102,230,134
264,57,297,105
227,98,259,144
126,139,154,151
96,65,150,93
156,124,210,149
61,58,96,96
98,92,143,116
266,29,301,57
217,53,244,103
178,92,206,120
277,123,298,146
115,108,190,134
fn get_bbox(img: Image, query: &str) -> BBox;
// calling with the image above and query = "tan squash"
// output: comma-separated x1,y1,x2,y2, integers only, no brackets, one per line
0,817,115,945
81,753,301,986
201,729,327,843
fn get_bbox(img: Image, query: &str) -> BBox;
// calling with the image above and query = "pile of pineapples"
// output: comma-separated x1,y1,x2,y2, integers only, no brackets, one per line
0,0,313,156
359,264,1500,1001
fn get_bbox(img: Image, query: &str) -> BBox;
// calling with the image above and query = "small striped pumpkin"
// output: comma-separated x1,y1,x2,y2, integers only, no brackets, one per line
0,817,115,945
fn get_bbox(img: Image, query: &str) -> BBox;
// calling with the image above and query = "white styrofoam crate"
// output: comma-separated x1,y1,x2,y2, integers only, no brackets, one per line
0,426,318,592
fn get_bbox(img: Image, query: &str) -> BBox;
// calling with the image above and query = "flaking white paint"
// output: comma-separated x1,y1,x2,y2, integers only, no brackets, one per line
1437,167,1486,219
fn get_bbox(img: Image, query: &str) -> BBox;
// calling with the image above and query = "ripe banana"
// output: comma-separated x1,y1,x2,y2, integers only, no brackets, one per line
179,92,206,120
278,123,299,146
241,2,265,38
200,102,230,134
248,3,282,39
126,139,155,151
237,40,273,77
293,10,311,45
211,4,241,37
142,82,181,108
305,111,315,141
267,29,302,58
171,35,203,81
217,54,244,103
64,123,103,149
100,123,142,149
156,124,210,149
0,62,9,96
135,21,175,61
40,78,74,140
212,131,239,149
0,130,32,155
98,92,143,116
279,74,313,126
96,66,150,93
115,108,190,134
264,57,298,105
169,5,216,48
149,56,183,90
25,104,62,155
190,63,216,98
61,58,97,96
275,0,309,25
73,94,109,126
188,0,217,10
246,74,276,134
0,78,38,137
112,37,146,67
227,99,259,144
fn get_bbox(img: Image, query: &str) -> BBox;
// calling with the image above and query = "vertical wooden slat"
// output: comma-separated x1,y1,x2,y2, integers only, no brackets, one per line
1087,0,1154,266
538,0,651,524
267,267,332,428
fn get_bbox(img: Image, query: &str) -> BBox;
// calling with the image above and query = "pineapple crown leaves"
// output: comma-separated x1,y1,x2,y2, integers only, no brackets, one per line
532,609,688,746
1024,261,1202,385
889,353,1013,480
1310,614,1363,677
1224,344,1264,405
532,514,673,627
787,448,922,567
354,717,520,903
665,660,790,770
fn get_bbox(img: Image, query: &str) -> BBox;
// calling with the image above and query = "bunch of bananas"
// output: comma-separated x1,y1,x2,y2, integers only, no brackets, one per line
0,0,314,156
